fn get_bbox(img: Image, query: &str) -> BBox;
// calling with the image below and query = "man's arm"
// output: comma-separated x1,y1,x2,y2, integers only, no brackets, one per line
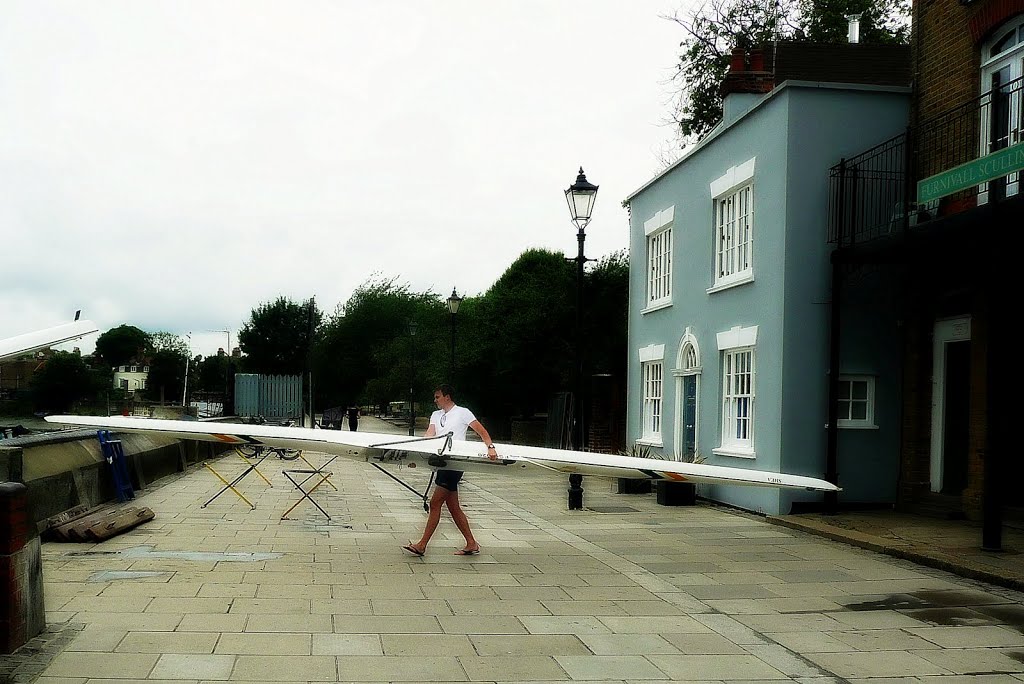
469,420,498,460
424,423,436,438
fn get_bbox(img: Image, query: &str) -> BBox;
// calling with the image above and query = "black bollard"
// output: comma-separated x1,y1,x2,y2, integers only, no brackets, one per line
568,474,584,510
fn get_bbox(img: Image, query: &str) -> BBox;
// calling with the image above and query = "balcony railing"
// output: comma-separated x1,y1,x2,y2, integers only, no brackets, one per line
829,75,1024,248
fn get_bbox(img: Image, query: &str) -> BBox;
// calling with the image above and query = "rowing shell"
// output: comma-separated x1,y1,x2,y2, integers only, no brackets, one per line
45,415,840,492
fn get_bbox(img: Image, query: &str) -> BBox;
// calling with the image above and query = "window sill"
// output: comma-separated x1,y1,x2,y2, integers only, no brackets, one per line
641,300,672,315
636,438,663,448
838,423,879,430
712,446,755,459
707,273,754,295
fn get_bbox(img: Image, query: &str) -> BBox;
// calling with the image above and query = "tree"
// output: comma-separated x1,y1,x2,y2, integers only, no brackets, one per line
796,0,911,43
148,331,190,357
314,277,430,413
584,249,629,381
144,349,187,402
94,325,150,368
30,351,101,412
667,0,911,141
465,249,576,419
238,296,322,375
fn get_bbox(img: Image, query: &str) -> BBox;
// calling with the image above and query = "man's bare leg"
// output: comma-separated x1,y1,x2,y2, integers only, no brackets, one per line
446,492,479,553
409,487,449,553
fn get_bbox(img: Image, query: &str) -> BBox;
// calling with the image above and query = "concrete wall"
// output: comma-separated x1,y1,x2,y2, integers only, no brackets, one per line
1,431,228,525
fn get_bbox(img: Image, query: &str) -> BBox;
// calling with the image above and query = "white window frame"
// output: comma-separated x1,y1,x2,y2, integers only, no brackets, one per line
708,158,756,293
119,378,128,390
638,344,665,446
837,375,877,429
977,16,1024,204
130,365,138,373
642,206,674,313
713,325,757,458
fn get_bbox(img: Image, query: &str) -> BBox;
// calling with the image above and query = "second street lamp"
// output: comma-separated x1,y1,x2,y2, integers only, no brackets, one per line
447,288,463,379
565,167,598,510
408,320,418,436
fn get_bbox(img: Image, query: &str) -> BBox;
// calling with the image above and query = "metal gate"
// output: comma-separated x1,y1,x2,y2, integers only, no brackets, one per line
234,373,302,420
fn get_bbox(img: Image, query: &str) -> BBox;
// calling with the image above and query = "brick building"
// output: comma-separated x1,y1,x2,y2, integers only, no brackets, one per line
829,0,1023,534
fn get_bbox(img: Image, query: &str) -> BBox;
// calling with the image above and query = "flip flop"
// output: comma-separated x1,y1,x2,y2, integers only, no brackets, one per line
401,544,425,557
454,548,480,556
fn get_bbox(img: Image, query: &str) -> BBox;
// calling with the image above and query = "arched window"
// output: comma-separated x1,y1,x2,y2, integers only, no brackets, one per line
673,328,702,462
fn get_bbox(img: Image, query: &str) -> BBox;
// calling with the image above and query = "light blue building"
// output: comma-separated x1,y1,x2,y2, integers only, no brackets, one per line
623,43,911,515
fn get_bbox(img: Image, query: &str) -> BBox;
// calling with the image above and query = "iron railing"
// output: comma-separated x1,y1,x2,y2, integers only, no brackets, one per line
828,132,909,245
829,75,1024,247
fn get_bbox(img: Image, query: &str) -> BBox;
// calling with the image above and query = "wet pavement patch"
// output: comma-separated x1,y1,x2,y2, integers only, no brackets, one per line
914,589,1009,606
87,570,171,582
976,605,1024,633
902,607,1000,627
843,594,933,611
63,545,282,562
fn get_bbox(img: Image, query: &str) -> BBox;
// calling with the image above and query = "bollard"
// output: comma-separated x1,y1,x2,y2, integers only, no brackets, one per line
567,474,584,510
1,481,45,654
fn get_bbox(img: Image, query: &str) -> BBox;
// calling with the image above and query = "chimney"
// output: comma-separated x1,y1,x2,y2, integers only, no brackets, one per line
721,47,774,97
846,14,862,43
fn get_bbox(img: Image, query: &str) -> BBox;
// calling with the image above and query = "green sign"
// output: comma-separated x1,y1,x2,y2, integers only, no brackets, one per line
917,141,1024,203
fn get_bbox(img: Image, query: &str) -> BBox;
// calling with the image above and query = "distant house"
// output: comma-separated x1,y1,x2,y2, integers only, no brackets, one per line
0,351,47,391
623,42,911,515
112,361,150,393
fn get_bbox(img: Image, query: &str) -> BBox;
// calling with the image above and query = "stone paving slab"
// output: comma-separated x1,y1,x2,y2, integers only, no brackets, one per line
5,417,1024,682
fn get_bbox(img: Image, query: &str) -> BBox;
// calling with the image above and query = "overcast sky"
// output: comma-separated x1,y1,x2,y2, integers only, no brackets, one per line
2,1,684,357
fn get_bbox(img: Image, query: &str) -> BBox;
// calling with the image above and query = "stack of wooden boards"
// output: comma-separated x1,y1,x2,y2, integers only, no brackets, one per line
42,503,155,542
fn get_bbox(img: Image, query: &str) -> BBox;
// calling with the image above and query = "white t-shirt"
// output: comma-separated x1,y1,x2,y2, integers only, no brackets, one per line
429,404,477,441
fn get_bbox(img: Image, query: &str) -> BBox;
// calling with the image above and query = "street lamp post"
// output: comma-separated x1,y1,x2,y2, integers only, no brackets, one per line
447,288,463,379
565,167,599,510
409,320,418,436
182,332,192,408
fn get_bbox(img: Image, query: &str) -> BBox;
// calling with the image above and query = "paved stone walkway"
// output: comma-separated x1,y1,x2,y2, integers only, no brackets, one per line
7,417,1024,682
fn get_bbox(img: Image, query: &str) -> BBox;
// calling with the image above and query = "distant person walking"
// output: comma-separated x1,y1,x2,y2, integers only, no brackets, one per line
346,406,359,432
401,384,497,557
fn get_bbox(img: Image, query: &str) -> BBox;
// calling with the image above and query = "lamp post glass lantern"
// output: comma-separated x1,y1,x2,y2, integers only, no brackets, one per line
408,320,418,436
447,288,463,379
565,167,598,510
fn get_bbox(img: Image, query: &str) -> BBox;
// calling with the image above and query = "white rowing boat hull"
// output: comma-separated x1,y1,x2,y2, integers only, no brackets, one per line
0,320,99,362
45,415,840,493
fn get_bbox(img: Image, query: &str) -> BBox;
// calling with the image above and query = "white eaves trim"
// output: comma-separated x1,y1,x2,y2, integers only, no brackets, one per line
710,158,756,198
638,344,665,363
644,205,674,236
716,325,758,350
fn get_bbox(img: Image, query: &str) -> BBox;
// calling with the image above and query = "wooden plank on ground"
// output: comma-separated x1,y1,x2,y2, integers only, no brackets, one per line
63,507,138,542
50,505,120,541
84,507,155,541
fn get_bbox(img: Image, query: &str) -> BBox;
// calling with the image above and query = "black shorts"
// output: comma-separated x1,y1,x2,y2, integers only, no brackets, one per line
435,469,464,492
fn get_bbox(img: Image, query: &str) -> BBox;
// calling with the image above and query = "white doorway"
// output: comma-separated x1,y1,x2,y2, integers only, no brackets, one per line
930,317,972,493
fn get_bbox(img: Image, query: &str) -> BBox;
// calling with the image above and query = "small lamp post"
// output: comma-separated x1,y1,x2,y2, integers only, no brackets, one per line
447,288,463,379
408,320,418,436
182,332,192,408
565,167,598,510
